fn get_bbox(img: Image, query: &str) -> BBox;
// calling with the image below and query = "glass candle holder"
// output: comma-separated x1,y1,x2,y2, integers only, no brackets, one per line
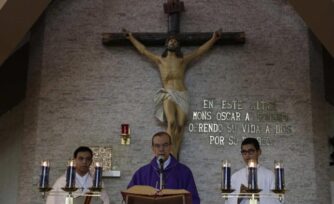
92,162,103,188
247,160,257,190
121,124,130,135
121,124,131,145
65,160,76,188
39,160,50,188
274,160,285,191
221,160,231,190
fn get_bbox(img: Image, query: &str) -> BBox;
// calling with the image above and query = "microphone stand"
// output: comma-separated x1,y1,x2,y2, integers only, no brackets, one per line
159,159,165,190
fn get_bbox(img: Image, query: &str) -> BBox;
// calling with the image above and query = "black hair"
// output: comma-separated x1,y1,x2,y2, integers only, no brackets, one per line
241,138,260,150
73,146,93,158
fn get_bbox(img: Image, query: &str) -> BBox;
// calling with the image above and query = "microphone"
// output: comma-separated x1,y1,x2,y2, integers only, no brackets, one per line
158,155,164,166
157,155,165,190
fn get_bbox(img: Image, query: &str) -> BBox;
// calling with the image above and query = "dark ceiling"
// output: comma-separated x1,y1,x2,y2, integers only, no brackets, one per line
0,43,29,116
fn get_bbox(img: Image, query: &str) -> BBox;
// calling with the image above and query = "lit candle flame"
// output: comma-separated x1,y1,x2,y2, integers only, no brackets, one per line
68,160,75,167
248,160,256,168
222,160,230,167
41,160,49,167
275,160,283,169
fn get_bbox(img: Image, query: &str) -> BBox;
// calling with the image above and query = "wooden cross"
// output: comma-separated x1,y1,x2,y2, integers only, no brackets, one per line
102,0,245,47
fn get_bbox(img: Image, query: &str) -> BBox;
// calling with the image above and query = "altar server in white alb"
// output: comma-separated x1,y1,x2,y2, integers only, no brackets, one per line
226,138,281,204
46,146,110,204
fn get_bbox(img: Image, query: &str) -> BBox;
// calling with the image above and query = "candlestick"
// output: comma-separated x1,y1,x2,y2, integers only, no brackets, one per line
39,160,50,188
248,160,257,190
274,160,285,191
65,160,76,188
221,160,231,190
92,162,103,189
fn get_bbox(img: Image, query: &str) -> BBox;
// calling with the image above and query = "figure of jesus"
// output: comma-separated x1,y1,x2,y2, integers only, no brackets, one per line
124,29,221,158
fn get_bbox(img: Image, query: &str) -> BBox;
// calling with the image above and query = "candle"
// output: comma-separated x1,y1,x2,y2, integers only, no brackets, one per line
248,160,257,190
39,160,50,188
121,124,129,135
65,160,76,188
221,160,231,190
274,160,285,190
92,162,103,188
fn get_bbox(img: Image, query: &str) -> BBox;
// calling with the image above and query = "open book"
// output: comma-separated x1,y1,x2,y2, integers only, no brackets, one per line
121,185,192,204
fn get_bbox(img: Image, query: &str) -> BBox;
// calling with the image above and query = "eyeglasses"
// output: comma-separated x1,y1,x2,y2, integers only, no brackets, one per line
76,156,92,162
153,143,170,149
241,149,257,155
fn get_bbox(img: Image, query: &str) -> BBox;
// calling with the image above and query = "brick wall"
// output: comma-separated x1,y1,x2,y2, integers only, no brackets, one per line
11,0,332,204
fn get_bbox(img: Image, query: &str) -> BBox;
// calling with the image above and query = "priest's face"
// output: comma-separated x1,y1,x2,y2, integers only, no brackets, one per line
241,144,261,164
74,151,93,176
152,134,172,160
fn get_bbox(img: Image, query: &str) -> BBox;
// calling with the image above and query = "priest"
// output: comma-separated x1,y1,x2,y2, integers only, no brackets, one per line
128,131,200,204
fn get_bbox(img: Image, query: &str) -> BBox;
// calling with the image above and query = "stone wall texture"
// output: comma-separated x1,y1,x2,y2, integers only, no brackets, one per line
0,0,330,204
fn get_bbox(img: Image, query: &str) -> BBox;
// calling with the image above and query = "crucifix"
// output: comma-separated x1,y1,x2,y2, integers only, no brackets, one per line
102,0,245,159
102,1,245,46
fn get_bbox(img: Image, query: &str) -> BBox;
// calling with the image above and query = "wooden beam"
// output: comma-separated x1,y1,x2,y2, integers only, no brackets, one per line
102,32,245,46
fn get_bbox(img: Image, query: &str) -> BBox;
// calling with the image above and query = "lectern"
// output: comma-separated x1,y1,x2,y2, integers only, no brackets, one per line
121,185,192,204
